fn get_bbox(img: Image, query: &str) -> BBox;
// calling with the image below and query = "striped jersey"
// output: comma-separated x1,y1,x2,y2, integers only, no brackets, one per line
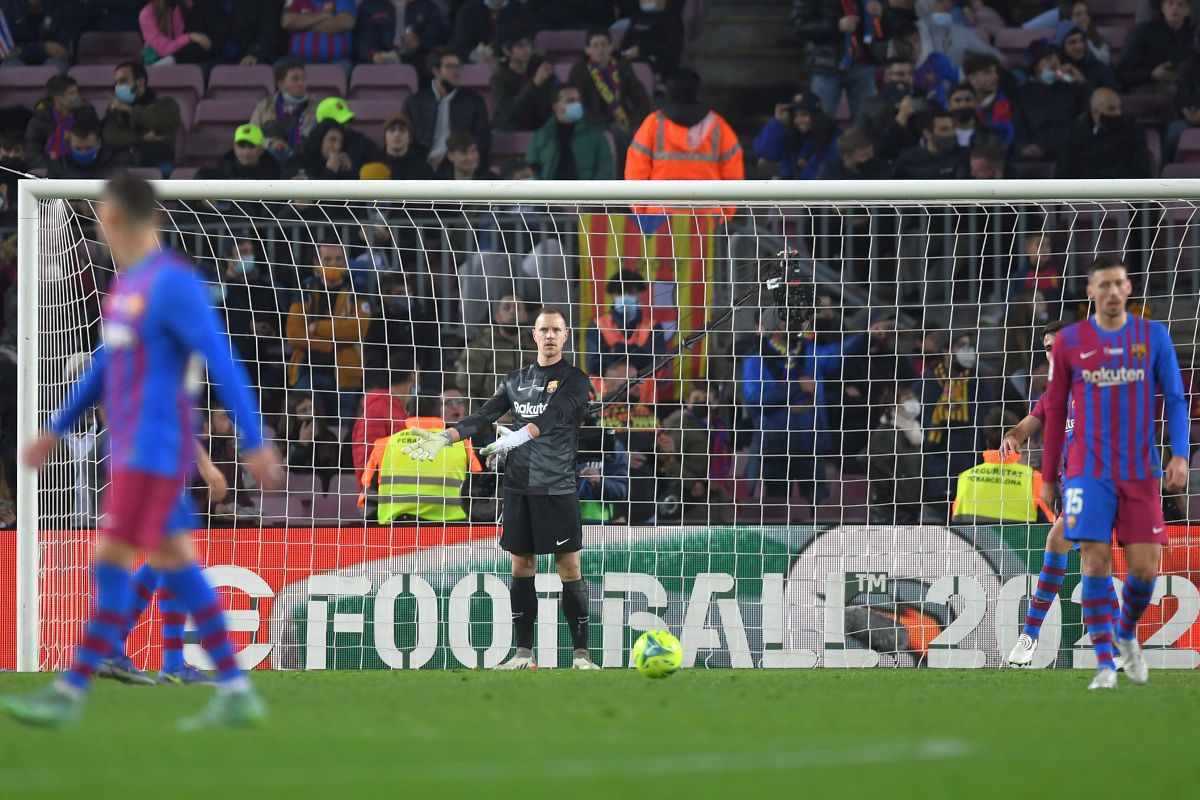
49,249,264,477
285,0,356,62
1030,393,1075,456
1041,315,1188,484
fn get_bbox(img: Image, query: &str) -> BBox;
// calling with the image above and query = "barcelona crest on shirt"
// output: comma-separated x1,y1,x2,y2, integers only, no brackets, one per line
1131,342,1148,359
547,380,558,394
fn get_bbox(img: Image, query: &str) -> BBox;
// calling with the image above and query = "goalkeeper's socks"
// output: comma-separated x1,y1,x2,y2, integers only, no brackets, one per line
158,586,187,672
62,562,134,692
560,579,591,650
510,576,537,651
112,563,160,658
1022,551,1067,639
161,563,246,689
1081,575,1116,671
1116,574,1156,641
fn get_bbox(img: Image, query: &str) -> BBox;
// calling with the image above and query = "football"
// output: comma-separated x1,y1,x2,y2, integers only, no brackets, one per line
632,629,683,678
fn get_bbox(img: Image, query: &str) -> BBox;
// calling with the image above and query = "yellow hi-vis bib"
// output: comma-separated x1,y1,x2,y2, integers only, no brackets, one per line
953,450,1052,523
376,424,469,523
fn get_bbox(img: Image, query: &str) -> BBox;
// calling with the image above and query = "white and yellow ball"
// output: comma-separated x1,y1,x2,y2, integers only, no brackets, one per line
632,629,683,678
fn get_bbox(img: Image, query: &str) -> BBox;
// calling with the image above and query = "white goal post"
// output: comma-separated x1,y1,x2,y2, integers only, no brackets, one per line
13,178,1200,673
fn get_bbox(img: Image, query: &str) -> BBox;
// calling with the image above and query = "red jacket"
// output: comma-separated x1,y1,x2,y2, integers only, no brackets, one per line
351,389,408,479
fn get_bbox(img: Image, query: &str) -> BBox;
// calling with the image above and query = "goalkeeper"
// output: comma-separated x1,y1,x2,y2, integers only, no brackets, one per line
403,307,598,670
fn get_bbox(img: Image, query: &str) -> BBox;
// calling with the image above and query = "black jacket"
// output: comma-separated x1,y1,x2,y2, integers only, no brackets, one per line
1057,114,1152,178
450,0,535,60
1018,80,1087,157
47,148,114,179
621,7,684,76
402,85,491,162
526,0,615,29
1118,18,1194,90
355,0,396,63
189,0,285,64
200,150,284,180
817,157,893,180
793,0,901,72
490,56,556,132
383,149,436,180
892,144,968,180
0,0,77,64
24,101,100,170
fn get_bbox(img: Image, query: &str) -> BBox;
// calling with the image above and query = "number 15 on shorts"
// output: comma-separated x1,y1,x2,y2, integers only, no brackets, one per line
1063,487,1083,515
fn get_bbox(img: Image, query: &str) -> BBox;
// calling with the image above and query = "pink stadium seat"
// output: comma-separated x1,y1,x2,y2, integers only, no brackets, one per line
206,64,274,101
329,472,366,524
349,64,419,100
346,97,402,144
123,167,166,181
993,27,1055,66
1162,162,1200,178
181,131,228,169
147,64,205,109
76,32,144,66
458,64,492,92
0,66,60,109
67,65,118,106
1121,93,1173,129
170,166,199,180
303,64,349,101
1087,0,1141,26
533,29,588,62
192,97,261,138
1176,128,1200,163
553,62,573,84
490,130,533,165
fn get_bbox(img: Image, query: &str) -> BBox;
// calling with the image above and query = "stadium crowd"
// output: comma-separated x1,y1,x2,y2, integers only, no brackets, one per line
2,0,1200,531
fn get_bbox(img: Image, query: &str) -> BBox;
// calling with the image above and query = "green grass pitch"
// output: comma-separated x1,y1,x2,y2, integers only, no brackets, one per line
1,670,1198,799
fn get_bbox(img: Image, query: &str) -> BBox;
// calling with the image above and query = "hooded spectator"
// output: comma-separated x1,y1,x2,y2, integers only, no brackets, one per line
527,83,614,180
1059,25,1118,88
753,92,841,180
301,121,359,179
1058,88,1152,178
102,61,182,171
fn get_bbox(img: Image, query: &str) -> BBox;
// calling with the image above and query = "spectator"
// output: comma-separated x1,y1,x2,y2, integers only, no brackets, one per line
583,269,669,379
396,0,448,67
1058,88,1152,177
364,270,440,375
351,369,415,480
315,97,385,163
441,387,467,424
285,392,346,487
818,126,891,178
861,383,925,524
791,0,883,121
595,359,661,524
139,0,214,66
300,121,358,179
891,22,960,107
48,121,114,179
619,0,684,80
0,136,25,223
450,0,535,63
212,238,286,414
249,60,316,167
968,139,1009,178
893,107,968,178
1119,0,1192,94
569,27,652,134
490,30,557,132
102,62,182,173
840,314,914,457
526,0,615,30
661,383,733,523
284,240,371,420
201,124,284,180
962,53,1018,148
1168,26,1200,161
380,114,435,179
453,293,534,403
577,429,629,524
855,56,925,161
916,0,1004,67
0,0,76,70
753,92,841,180
280,0,357,65
947,82,1004,148
1060,25,1118,89
198,405,257,522
1008,232,1063,302
355,0,400,64
1017,42,1088,162
527,83,614,180
1056,2,1113,64
435,130,489,179
25,75,100,170
403,45,491,166
215,0,286,65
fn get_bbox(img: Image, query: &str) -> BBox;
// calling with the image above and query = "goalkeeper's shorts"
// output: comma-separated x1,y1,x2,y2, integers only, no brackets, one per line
501,491,583,555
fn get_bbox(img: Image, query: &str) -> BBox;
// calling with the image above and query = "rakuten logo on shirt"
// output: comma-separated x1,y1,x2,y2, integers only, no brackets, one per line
1081,366,1145,387
513,401,548,417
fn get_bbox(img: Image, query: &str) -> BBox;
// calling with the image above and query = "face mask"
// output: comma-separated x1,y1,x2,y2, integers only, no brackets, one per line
613,294,639,311
955,345,977,370
282,91,307,105
930,11,953,27
500,323,520,336
114,84,137,104
951,107,975,124
932,134,957,152
689,403,708,418
1040,68,1058,85
71,148,99,166
234,255,256,276
320,267,347,285
562,101,584,123
901,398,921,418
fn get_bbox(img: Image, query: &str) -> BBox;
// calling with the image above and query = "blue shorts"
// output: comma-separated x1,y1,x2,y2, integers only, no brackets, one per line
1061,475,1167,545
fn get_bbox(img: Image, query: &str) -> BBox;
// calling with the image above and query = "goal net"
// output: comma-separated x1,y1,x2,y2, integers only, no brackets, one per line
9,179,1200,672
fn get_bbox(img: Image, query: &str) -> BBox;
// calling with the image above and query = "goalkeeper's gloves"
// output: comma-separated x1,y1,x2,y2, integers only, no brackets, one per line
480,424,533,458
401,427,453,462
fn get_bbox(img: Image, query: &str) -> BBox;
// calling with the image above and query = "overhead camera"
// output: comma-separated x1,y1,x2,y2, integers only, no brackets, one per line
765,248,815,335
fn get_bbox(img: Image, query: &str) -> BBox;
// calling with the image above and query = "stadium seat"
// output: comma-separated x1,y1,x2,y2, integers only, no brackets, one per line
122,166,167,181
0,66,60,109
76,31,144,66
1162,162,1200,178
147,64,205,110
67,65,119,106
181,131,228,169
346,97,402,144
993,27,1054,66
170,166,199,180
192,97,262,138
1087,0,1141,26
533,29,588,63
1121,93,1173,129
1176,128,1200,162
303,64,349,102
553,62,573,84
1097,25,1128,57
207,64,274,101
490,130,533,165
458,64,491,92
349,64,419,100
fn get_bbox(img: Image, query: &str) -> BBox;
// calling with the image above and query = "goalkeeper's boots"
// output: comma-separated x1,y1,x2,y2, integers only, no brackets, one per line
159,663,212,685
1,682,83,728
1087,668,1118,691
495,649,537,670
571,653,601,671
177,686,267,732
1006,633,1038,667
97,653,158,685
1114,636,1148,685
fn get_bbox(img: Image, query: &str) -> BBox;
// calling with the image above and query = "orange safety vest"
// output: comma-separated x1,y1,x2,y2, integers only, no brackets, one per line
359,416,482,508
625,110,744,219
597,312,652,348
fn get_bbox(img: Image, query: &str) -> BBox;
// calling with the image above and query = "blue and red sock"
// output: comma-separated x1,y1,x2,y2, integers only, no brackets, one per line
1081,575,1116,672
1107,577,1120,628
1117,574,1156,642
62,562,133,693
1022,551,1067,638
158,585,187,673
111,563,159,660
160,563,245,689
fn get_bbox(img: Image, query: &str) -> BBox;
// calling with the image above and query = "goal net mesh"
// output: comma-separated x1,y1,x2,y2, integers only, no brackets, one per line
17,188,1200,672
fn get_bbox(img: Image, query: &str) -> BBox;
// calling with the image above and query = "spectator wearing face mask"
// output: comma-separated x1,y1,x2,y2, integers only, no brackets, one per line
962,53,1019,149
818,126,891,178
527,83,614,180
753,92,841,179
102,61,182,173
25,75,100,170
946,82,1005,149
1058,87,1151,178
915,0,1003,67
893,107,968,179
48,121,113,179
363,271,440,375
1017,42,1089,162
250,60,317,165
453,293,535,404
861,385,925,524
1118,0,1193,94
583,269,670,379
215,239,286,414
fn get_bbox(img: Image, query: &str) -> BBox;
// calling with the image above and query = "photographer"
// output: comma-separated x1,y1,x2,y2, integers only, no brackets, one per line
854,56,925,161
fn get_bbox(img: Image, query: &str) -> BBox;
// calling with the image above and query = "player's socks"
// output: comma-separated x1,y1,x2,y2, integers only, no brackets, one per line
158,586,188,673
112,563,160,658
510,576,536,651
1080,574,1116,672
560,579,590,651
1022,551,1067,639
1116,574,1157,641
62,562,134,693
1107,578,1121,625
160,563,247,691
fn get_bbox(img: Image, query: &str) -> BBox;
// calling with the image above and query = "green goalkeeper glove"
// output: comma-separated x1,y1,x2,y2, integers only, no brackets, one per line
401,428,452,462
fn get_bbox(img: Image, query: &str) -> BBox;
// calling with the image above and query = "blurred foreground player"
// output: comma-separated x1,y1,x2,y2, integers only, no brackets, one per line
2,174,283,728
403,307,599,669
1040,256,1189,690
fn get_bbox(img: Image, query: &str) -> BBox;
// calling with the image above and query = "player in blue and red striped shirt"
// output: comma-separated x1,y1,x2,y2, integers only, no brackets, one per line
1,175,283,728
282,0,357,63
1040,255,1190,690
